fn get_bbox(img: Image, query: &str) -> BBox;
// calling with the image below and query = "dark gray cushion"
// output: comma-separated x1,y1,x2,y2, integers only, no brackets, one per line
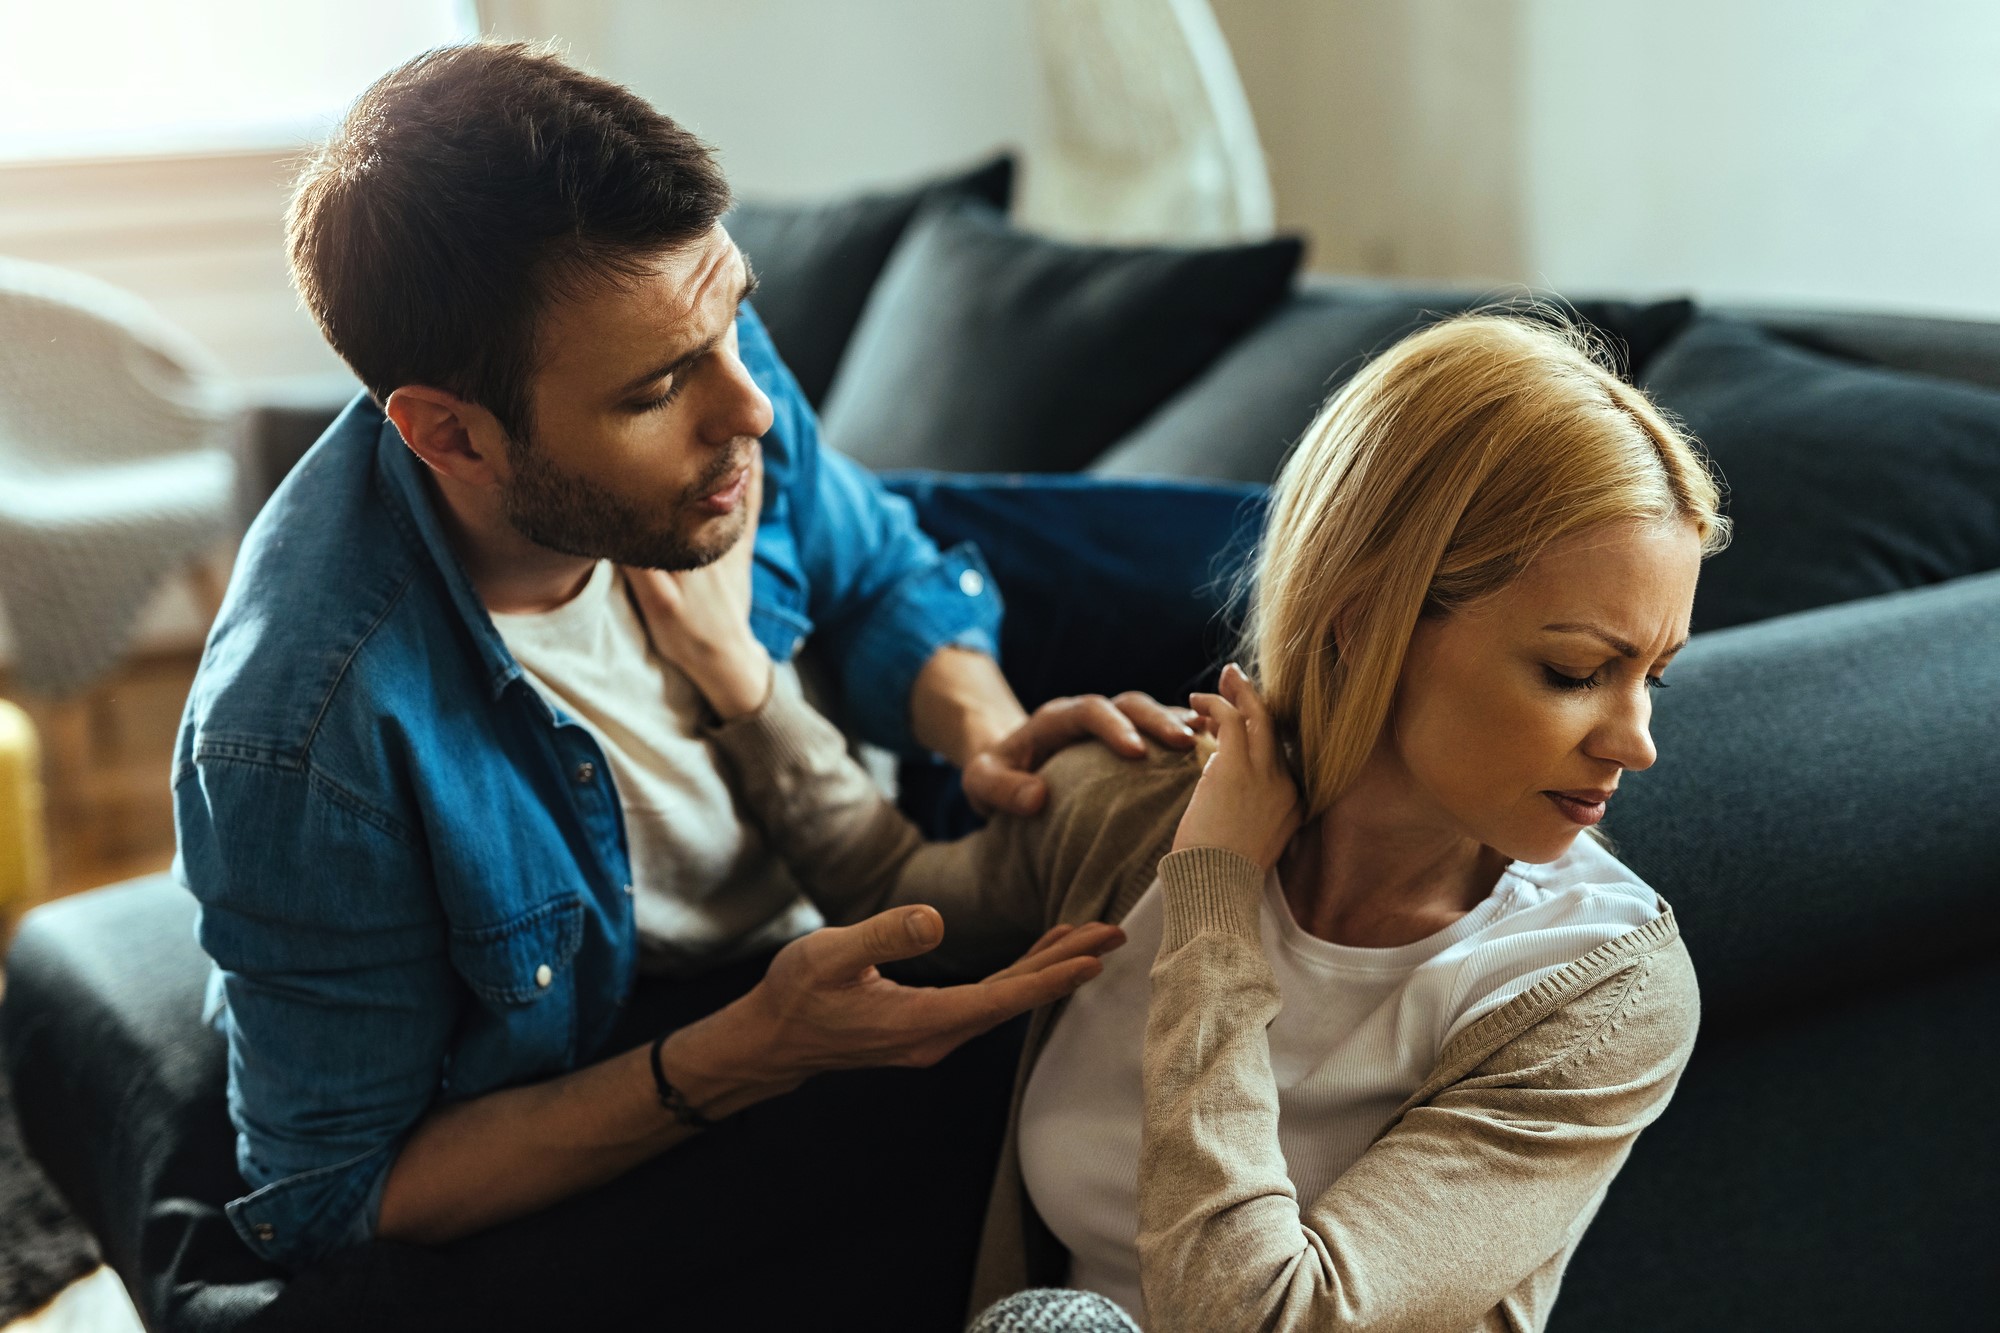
1606,567,2000,1028
1644,313,2000,631
1722,303,2000,393
1553,956,2000,1332
724,156,1014,408
821,198,1303,473
1092,289,1693,484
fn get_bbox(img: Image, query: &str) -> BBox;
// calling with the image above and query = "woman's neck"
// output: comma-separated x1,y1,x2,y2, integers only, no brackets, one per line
1279,756,1509,948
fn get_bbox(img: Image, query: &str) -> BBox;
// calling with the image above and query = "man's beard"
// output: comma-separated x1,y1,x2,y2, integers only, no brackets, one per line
498,430,750,572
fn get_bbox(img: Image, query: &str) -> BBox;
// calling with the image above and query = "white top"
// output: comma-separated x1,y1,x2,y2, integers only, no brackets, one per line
1016,836,1664,1326
490,560,822,976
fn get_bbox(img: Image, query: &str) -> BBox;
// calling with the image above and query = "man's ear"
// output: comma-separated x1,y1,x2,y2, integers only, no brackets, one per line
383,386,508,487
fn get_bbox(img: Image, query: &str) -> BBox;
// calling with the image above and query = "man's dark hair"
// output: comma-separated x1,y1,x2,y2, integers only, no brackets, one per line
288,42,732,439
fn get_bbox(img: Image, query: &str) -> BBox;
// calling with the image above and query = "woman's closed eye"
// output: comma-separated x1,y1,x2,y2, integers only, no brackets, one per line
1541,665,1669,692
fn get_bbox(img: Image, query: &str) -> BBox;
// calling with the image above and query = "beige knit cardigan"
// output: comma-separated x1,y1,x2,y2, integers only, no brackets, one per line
711,670,1699,1333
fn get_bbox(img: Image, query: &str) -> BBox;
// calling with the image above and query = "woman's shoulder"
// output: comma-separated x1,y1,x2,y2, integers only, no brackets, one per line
1430,866,1698,1098
991,736,1208,918
1033,732,1208,818
1456,921,1699,1091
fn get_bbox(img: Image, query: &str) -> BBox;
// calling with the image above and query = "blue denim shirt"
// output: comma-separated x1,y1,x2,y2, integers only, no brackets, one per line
174,305,1000,1269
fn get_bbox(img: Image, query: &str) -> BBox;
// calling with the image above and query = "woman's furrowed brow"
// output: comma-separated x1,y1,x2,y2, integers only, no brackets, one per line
1541,622,1688,659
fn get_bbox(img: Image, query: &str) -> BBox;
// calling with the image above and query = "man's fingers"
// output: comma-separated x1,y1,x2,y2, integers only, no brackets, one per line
962,752,1048,818
1113,691,1197,750
1021,923,1076,959
1074,694,1147,756
976,955,1106,1018
986,922,1126,982
924,955,1105,1034
811,905,945,978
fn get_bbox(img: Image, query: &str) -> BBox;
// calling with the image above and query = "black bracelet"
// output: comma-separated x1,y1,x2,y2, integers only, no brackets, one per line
649,1034,715,1129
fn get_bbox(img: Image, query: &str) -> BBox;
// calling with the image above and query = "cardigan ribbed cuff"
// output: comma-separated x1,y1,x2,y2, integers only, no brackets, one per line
1157,846,1267,952
703,661,834,778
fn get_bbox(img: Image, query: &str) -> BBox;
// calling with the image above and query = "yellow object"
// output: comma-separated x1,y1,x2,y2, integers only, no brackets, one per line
0,698,50,913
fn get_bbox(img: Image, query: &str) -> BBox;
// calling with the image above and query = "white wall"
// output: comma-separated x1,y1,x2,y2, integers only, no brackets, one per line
485,0,1043,201
1518,0,2000,316
1215,0,2000,318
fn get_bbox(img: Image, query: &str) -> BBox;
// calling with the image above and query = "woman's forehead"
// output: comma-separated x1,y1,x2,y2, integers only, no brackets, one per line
1482,521,1702,644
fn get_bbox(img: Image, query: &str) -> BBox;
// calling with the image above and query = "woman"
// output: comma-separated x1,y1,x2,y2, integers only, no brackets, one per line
636,312,1728,1331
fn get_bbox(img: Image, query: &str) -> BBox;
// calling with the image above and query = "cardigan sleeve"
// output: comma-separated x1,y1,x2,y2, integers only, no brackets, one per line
705,664,1047,977
1135,847,1699,1333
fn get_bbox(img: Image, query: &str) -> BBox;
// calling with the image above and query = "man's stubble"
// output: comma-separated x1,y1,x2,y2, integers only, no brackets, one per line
498,428,751,572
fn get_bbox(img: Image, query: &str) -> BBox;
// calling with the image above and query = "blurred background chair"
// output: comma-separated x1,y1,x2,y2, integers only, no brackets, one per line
0,256,240,897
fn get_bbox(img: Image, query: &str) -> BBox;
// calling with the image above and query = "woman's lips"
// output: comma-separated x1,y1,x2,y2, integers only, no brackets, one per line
697,466,750,515
1543,789,1613,826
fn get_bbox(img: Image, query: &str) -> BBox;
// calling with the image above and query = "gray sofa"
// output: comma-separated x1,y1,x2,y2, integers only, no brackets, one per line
7,163,1998,1331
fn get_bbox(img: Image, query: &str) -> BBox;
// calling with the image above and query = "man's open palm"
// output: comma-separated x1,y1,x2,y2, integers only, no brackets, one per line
746,905,1125,1077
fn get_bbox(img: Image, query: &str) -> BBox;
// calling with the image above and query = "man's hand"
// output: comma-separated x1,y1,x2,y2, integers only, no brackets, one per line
962,690,1200,818
661,906,1125,1115
626,446,771,720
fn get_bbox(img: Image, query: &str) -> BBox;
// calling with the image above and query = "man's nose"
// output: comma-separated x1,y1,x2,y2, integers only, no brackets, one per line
705,346,774,446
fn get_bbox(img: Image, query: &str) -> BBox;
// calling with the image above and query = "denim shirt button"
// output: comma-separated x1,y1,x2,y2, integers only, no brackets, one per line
573,761,596,784
622,883,635,897
534,963,553,988
958,568,985,597
252,1222,276,1242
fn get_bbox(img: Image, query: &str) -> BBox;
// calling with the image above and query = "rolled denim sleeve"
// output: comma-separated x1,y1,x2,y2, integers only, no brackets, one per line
178,753,456,1269
738,303,1003,751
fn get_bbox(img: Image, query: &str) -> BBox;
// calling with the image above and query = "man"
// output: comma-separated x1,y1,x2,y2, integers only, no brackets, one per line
175,40,1191,1296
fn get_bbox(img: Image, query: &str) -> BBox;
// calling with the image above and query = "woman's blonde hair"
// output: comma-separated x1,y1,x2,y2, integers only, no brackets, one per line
1242,311,1729,817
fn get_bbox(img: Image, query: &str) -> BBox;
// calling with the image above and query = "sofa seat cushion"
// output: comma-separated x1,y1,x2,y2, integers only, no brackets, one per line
821,198,1303,473
1643,313,2000,631
723,156,1015,410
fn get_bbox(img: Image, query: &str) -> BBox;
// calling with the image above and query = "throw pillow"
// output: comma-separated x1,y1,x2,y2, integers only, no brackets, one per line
821,198,1304,474
725,156,1014,408
1642,313,2000,631
1091,289,1694,484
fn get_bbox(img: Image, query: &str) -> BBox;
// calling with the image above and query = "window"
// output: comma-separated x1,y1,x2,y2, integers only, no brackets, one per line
0,0,477,161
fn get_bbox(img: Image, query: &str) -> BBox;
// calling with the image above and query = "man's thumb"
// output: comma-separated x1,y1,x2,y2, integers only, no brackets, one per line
835,905,944,973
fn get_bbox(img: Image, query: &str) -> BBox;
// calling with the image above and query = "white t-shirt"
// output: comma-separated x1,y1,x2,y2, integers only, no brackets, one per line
1016,836,1664,1325
490,560,822,976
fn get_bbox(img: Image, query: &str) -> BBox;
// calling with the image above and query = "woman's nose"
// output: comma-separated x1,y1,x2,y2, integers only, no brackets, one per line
1590,688,1659,774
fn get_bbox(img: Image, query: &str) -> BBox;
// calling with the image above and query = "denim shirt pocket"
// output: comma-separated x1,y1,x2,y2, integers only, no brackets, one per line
446,896,587,1082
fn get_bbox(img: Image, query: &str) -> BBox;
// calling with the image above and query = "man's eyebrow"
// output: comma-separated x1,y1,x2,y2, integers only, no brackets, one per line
1541,622,1688,660
612,260,761,399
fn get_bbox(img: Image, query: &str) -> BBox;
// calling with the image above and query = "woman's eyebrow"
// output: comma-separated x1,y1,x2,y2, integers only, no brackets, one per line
1541,622,1688,659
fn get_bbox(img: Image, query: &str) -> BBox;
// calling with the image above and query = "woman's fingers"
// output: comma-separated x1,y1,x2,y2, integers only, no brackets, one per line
1189,692,1246,755
1220,663,1281,770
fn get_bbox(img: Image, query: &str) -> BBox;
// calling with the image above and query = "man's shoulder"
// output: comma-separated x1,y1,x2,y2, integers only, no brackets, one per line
186,397,448,763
